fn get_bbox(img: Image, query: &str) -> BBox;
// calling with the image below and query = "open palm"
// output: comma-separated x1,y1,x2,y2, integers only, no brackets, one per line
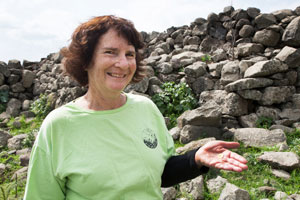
195,141,248,172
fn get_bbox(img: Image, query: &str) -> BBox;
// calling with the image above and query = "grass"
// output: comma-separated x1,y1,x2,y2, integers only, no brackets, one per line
200,128,300,200
0,103,299,200
0,115,44,199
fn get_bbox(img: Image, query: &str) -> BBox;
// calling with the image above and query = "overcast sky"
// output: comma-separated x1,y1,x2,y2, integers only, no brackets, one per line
1,0,299,63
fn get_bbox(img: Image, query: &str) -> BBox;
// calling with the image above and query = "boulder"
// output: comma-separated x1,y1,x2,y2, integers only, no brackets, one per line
254,14,277,29
180,175,204,200
220,60,240,85
124,77,149,93
200,90,248,117
218,183,250,200
22,70,35,88
271,169,291,180
191,77,215,94
260,86,295,105
237,89,262,101
237,43,264,57
176,137,216,154
258,152,300,171
0,130,12,148
180,125,222,144
274,191,293,200
244,60,288,78
225,78,273,92
238,113,259,128
7,134,27,150
161,187,177,200
206,176,228,194
275,46,300,68
233,128,286,147
177,101,222,129
184,62,207,78
6,98,22,117
239,25,255,38
253,29,281,47
282,16,300,47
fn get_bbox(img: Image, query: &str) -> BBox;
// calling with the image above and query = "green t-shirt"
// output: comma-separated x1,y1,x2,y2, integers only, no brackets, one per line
24,93,175,200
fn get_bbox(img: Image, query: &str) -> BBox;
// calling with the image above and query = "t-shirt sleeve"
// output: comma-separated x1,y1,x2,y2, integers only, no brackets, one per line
23,119,66,199
161,149,210,187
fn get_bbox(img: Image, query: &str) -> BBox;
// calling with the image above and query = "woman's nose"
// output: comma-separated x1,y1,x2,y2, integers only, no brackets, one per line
115,54,129,68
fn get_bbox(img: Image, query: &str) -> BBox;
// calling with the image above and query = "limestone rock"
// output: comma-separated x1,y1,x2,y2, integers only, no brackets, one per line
184,61,207,78
22,70,35,88
161,187,177,200
244,60,288,78
218,183,250,200
237,43,264,57
177,101,222,129
6,98,22,117
233,128,286,147
253,29,280,47
258,152,300,171
225,78,273,92
271,169,291,180
220,60,240,85
200,90,248,117
0,130,12,148
7,134,27,150
179,125,221,144
274,191,293,200
260,86,295,105
282,16,300,47
176,137,216,154
275,46,300,68
180,176,204,200
207,176,228,194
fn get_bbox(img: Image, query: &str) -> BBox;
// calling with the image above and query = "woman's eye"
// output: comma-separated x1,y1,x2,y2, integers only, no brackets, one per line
126,53,136,58
105,51,114,54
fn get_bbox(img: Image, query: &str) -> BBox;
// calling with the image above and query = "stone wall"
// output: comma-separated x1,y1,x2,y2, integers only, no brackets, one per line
0,5,300,130
1,6,300,200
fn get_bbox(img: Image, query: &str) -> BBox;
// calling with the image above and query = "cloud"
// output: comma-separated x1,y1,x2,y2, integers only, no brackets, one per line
0,0,299,62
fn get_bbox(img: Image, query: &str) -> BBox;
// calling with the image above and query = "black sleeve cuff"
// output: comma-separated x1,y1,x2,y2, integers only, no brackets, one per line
161,148,210,187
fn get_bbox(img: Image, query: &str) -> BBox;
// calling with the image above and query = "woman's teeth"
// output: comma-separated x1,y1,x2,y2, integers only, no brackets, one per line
108,73,125,78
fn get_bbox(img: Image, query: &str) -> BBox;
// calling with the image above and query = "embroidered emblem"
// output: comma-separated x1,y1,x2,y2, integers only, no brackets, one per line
142,128,158,149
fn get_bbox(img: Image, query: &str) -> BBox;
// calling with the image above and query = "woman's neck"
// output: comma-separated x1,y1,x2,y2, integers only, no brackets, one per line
76,89,126,111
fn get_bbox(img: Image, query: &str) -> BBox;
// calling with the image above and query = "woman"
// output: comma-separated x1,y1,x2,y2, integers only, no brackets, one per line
24,15,247,199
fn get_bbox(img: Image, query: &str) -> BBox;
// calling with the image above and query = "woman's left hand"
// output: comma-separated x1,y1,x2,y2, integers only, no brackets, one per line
195,141,248,172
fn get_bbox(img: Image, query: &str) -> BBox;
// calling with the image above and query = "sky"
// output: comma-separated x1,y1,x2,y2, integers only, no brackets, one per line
0,0,299,63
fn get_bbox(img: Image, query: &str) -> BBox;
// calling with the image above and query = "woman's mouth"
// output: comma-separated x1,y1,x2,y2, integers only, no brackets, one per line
107,72,126,78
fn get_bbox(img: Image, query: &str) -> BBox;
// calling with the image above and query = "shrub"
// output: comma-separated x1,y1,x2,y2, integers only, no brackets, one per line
255,116,273,129
201,54,212,63
30,94,53,119
152,82,198,129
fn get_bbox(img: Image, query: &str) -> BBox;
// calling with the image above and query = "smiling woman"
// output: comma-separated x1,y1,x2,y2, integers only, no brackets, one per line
23,15,248,200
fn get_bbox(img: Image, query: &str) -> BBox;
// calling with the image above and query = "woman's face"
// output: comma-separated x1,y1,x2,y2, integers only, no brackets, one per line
87,28,137,96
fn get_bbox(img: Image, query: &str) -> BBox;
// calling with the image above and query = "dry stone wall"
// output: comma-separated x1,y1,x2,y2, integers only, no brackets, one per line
0,5,300,200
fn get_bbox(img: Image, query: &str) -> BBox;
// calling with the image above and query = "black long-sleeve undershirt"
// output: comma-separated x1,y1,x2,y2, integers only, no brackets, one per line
161,149,210,187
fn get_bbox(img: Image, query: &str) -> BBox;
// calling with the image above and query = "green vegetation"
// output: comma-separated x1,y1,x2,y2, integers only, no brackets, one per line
0,94,54,199
201,54,212,63
152,82,198,129
200,128,300,199
30,94,53,119
256,116,274,129
0,152,24,200
1,88,299,199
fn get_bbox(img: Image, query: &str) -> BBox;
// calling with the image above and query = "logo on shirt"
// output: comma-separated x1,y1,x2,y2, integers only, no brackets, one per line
142,128,158,149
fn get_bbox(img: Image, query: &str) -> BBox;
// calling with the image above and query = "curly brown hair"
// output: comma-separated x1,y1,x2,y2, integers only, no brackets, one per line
60,15,145,86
